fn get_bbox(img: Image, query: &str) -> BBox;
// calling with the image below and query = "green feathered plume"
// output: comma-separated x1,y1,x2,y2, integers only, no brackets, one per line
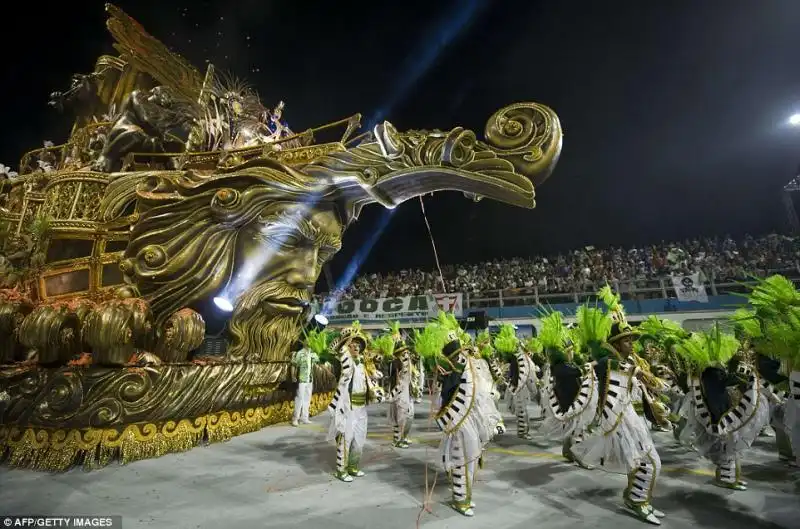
637,315,687,349
371,333,396,360
305,328,336,364
759,319,800,370
524,336,546,365
474,329,494,360
493,323,519,361
673,323,740,374
731,308,762,340
746,275,800,322
539,311,569,364
576,305,613,360
598,284,626,324
414,321,450,372
435,311,471,344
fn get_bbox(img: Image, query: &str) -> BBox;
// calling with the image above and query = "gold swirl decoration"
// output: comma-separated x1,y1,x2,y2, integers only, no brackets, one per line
18,304,82,365
0,297,33,363
83,298,154,366
0,361,340,429
153,308,205,362
0,391,334,471
481,102,563,188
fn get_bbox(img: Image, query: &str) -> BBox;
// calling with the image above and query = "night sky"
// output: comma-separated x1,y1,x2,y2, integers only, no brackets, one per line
4,0,800,287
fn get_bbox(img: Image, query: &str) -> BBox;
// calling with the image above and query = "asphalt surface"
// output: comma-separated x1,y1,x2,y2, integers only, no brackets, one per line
1,398,797,529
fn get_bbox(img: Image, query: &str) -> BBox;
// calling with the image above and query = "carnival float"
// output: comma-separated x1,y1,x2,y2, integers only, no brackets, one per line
0,4,563,471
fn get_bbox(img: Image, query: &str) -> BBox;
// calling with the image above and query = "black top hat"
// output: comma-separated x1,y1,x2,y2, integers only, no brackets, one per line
608,321,637,343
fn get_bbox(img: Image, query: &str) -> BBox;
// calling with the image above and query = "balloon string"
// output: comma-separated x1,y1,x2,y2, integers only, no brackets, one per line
419,196,447,293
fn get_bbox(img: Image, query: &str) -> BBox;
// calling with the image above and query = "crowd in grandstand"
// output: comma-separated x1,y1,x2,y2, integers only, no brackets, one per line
321,234,800,299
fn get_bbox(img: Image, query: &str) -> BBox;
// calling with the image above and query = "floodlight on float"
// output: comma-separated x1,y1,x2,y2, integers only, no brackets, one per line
213,297,234,312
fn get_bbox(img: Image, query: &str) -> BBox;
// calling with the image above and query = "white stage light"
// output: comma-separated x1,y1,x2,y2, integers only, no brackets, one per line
213,297,234,312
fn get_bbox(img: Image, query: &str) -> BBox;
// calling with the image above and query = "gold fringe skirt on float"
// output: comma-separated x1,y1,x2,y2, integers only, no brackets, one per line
0,392,333,472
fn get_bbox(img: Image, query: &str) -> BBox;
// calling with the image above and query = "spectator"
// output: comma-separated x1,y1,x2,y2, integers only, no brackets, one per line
319,234,800,301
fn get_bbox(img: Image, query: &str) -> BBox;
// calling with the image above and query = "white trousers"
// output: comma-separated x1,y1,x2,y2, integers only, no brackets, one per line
293,382,313,422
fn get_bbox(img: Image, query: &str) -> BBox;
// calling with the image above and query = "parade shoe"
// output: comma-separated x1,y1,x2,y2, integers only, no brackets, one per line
649,506,666,519
348,469,366,477
518,433,533,440
335,472,353,483
449,501,474,517
623,500,661,525
394,440,410,449
562,447,594,470
713,479,747,491
301,419,312,424
291,420,299,427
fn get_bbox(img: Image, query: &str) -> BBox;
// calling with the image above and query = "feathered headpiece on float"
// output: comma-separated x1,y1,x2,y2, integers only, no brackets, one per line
493,323,520,362
575,304,613,361
537,311,570,364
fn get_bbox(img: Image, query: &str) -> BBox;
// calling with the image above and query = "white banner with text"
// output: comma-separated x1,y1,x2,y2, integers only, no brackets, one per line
671,273,709,303
317,293,463,321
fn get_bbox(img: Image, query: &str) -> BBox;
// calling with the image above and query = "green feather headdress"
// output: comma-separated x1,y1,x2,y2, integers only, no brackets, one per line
598,284,628,327
493,323,519,360
539,311,569,364
576,305,613,360
673,323,740,374
730,308,762,340
523,336,545,364
435,311,471,345
304,328,335,364
371,333,396,360
414,320,450,372
637,315,688,349
745,275,800,321
759,319,800,369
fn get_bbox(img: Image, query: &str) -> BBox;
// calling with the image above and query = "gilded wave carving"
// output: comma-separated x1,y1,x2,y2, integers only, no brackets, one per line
0,361,335,430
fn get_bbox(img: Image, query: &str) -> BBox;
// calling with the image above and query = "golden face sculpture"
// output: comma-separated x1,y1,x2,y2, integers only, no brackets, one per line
122,168,343,363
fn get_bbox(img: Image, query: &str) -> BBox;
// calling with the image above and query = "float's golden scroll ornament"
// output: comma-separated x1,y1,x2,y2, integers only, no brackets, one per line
0,3,562,470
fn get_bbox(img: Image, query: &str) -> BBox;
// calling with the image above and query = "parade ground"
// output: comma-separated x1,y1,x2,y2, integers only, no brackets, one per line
1,399,797,529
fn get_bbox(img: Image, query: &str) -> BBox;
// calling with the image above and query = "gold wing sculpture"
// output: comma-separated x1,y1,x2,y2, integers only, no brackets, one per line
105,3,204,103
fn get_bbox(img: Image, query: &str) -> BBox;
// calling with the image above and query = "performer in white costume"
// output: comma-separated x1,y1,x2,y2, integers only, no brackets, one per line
495,324,538,439
572,294,669,525
327,325,384,482
291,340,319,426
388,335,415,448
415,352,425,404
434,330,503,517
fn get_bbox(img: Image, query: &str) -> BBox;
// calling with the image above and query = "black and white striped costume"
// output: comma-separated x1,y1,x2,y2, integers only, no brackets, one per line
777,370,800,466
676,367,772,490
327,330,384,482
538,360,599,467
572,358,664,525
507,349,539,439
388,345,415,447
437,336,502,517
